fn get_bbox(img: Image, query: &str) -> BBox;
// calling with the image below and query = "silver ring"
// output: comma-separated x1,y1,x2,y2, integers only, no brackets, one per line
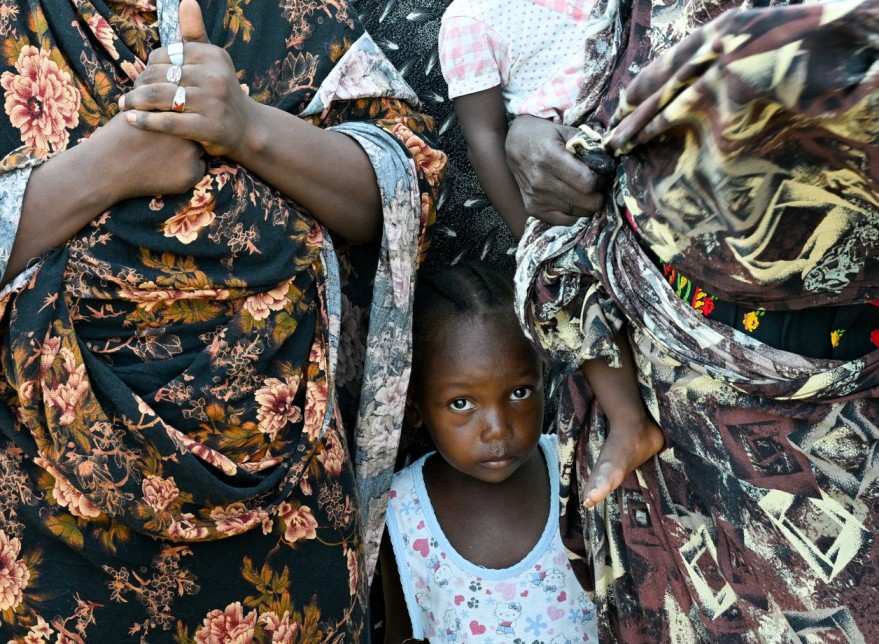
171,86,186,112
168,41,184,67
166,65,182,85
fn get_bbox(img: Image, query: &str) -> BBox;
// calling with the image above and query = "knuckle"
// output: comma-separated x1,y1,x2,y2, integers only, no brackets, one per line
141,66,160,85
160,114,178,133
146,83,165,104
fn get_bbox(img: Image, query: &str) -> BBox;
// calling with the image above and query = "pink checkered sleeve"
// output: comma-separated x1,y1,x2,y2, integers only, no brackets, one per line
438,15,504,99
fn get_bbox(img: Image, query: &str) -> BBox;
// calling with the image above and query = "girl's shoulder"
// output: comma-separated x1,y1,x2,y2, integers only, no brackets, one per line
389,452,433,506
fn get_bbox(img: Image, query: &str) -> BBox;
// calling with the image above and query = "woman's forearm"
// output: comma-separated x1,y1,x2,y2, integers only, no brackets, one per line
6,147,121,282
233,102,383,244
5,116,206,283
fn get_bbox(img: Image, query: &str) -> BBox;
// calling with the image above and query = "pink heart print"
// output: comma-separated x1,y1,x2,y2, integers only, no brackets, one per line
557,591,567,602
495,582,517,601
417,520,425,529
469,621,486,635
454,595,464,605
548,606,565,621
412,538,429,557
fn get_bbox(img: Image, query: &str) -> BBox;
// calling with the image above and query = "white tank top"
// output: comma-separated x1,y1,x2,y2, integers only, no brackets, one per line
386,434,598,641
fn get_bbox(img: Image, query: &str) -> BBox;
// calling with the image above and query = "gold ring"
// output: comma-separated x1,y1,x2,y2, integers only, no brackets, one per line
171,86,186,112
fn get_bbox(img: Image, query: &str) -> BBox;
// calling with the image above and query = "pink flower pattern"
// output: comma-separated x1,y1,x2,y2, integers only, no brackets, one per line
194,602,257,644
278,502,318,545
255,376,303,441
0,46,80,154
0,530,29,610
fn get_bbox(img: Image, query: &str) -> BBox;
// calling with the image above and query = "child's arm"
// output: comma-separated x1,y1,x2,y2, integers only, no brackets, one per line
580,330,665,507
454,86,530,238
380,528,424,643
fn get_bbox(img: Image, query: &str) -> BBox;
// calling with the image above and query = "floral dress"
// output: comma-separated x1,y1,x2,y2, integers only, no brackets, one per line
0,0,445,641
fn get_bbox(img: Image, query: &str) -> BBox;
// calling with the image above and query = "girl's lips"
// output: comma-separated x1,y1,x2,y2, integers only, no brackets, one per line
479,456,515,469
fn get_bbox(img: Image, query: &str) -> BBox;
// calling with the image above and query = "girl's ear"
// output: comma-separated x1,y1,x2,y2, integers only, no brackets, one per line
404,396,423,428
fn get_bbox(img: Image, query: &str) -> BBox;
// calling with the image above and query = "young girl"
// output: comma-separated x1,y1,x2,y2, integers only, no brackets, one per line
381,263,598,641
439,0,665,509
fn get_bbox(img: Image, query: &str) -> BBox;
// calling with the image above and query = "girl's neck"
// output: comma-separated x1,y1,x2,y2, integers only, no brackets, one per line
425,443,543,495
422,443,550,569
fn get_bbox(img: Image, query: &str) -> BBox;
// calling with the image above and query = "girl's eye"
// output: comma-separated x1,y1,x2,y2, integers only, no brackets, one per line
449,398,475,412
510,386,533,401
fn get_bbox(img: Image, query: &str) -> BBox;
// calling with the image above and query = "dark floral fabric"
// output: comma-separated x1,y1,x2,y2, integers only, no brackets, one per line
517,0,879,641
0,0,444,641
355,0,518,272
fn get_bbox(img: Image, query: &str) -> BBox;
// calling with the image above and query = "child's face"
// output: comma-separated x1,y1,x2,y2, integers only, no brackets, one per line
411,312,544,484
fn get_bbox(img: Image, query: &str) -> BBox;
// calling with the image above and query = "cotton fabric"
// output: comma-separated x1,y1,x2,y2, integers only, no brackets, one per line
386,434,598,641
0,0,445,640
439,0,593,120
516,0,879,640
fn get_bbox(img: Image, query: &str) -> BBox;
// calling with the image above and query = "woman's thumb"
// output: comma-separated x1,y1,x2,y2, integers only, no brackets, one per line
180,0,210,43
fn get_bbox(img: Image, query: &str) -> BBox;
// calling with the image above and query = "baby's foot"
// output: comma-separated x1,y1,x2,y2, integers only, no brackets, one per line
583,419,665,508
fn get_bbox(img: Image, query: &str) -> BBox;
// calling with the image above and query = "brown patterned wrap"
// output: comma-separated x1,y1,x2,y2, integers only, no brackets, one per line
516,0,879,640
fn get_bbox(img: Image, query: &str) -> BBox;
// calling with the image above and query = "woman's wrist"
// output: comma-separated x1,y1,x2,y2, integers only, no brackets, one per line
229,99,274,168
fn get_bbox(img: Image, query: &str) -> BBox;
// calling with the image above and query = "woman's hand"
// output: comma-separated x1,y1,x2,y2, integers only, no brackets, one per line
119,0,384,244
505,115,609,226
6,114,205,282
119,0,258,160
115,0,383,244
92,113,207,202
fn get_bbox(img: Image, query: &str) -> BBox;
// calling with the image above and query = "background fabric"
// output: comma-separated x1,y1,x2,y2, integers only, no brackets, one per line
0,1,442,640
516,0,879,640
356,0,519,274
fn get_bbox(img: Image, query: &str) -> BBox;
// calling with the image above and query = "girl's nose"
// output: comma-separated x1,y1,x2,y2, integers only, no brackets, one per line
481,407,513,440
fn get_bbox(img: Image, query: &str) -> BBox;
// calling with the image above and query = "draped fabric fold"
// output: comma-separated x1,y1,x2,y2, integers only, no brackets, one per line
0,1,444,640
517,0,879,639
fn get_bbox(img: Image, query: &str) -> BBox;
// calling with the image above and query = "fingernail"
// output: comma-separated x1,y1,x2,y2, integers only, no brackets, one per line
118,96,125,110
125,112,136,123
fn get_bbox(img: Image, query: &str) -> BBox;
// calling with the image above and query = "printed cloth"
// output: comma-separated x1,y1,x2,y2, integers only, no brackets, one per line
439,0,593,121
516,0,879,640
0,0,445,641
658,259,879,361
386,435,598,641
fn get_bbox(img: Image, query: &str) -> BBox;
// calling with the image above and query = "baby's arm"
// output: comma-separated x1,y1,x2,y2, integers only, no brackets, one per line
380,529,424,644
454,86,530,238
580,330,665,508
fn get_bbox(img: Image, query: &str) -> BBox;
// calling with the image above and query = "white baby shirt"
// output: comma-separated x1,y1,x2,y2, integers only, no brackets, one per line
386,434,598,641
438,0,594,121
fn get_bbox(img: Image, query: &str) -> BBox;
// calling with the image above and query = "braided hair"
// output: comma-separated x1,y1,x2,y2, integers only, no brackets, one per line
410,262,518,394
